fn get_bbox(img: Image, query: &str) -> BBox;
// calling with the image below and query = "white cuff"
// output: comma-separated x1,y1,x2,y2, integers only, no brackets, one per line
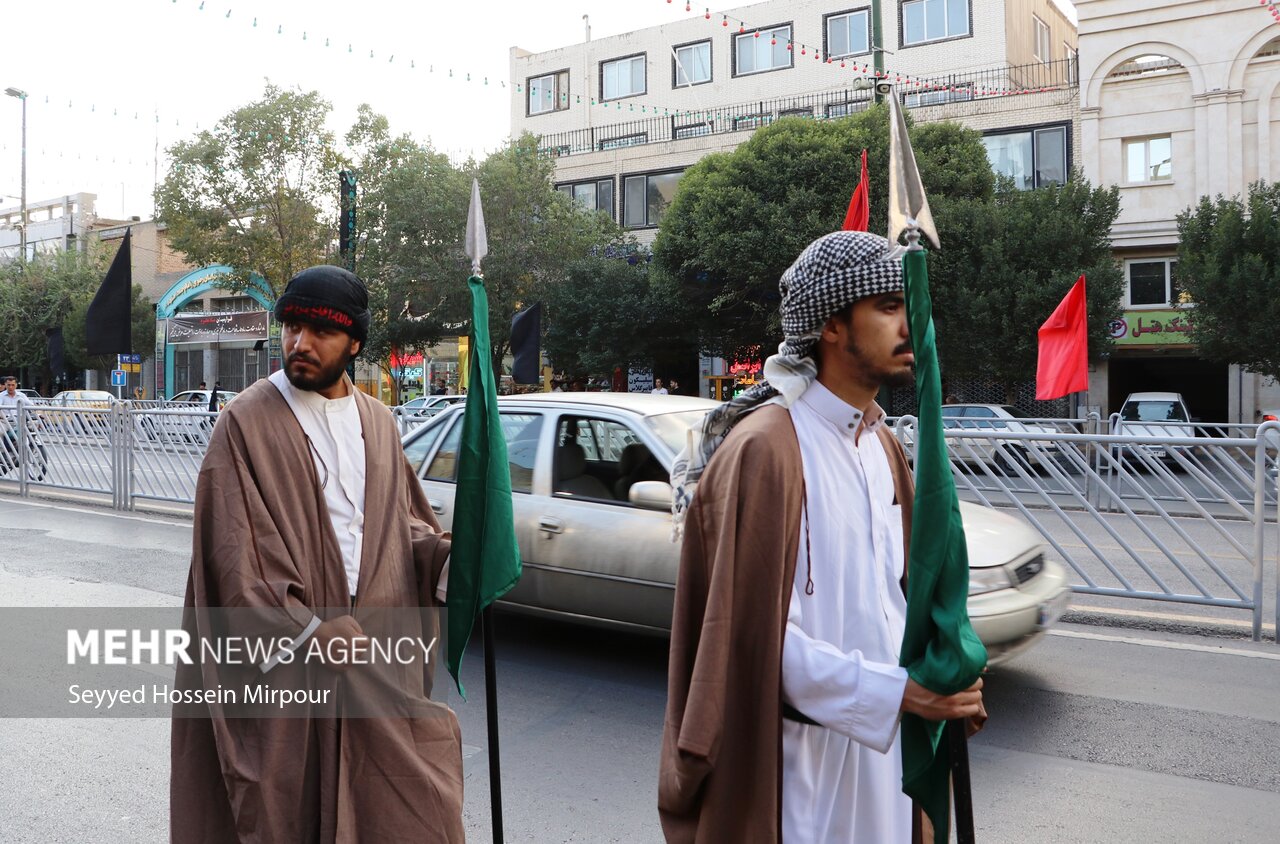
435,555,450,603
259,613,322,674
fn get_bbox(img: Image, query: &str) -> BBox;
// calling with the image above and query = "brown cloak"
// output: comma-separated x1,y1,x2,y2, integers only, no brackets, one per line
170,378,463,843
658,403,925,843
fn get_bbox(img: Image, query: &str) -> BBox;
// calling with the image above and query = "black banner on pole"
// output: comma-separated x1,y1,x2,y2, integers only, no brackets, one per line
509,303,541,385
85,229,132,356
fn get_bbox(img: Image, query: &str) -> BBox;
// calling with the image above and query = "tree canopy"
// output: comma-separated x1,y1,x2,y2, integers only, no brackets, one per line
154,83,339,297
930,177,1124,386
652,105,996,358
1176,181,1280,380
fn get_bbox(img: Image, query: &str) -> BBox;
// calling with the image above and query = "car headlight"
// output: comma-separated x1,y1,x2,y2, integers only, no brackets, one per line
968,566,1013,596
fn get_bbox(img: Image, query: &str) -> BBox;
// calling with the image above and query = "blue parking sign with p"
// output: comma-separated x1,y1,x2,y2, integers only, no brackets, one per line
111,369,127,387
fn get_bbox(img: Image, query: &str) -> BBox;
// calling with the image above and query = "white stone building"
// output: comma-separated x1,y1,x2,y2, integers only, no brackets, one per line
1078,0,1280,422
0,193,110,260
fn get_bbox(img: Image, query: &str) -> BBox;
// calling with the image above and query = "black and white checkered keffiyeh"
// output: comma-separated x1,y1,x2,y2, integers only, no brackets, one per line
670,231,904,540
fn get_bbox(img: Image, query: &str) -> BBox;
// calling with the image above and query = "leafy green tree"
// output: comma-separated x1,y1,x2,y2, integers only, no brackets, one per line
0,247,154,389
653,105,996,358
1176,182,1280,380
541,255,689,376
929,177,1124,390
470,133,624,375
345,106,471,402
154,83,339,297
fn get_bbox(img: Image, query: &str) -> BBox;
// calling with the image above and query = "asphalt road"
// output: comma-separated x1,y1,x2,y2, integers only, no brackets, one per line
1,495,1278,842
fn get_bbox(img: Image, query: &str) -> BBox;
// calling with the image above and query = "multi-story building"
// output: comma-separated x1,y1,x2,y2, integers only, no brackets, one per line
0,193,112,260
510,0,1079,397
1078,0,1280,422
511,0,1078,242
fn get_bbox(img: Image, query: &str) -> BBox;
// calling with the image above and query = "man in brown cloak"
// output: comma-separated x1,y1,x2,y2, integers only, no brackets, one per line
660,232,985,843
171,266,464,843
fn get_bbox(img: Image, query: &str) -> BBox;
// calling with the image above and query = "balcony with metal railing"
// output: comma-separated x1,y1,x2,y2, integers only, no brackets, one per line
536,57,1079,159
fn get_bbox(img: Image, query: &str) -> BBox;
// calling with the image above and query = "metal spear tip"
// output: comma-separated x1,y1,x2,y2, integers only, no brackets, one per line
465,178,488,276
886,86,941,252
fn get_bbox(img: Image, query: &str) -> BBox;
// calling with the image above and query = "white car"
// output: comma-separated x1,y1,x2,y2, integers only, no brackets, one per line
402,393,1071,665
940,404,1060,472
396,395,465,419
1115,392,1194,462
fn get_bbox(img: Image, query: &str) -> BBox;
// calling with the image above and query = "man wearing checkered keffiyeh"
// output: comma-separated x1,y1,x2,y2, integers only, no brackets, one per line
660,230,979,843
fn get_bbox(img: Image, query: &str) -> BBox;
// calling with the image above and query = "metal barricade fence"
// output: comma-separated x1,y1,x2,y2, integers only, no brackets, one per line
895,416,1278,641
129,406,216,505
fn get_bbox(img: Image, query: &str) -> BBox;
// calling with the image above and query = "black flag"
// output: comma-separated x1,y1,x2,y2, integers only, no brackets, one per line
510,302,541,385
85,229,132,356
45,327,65,378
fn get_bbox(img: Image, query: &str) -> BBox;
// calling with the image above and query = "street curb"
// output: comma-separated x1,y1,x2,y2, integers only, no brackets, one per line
1062,608,1277,643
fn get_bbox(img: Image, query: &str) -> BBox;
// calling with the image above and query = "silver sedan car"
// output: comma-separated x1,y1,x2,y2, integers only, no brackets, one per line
403,393,1070,665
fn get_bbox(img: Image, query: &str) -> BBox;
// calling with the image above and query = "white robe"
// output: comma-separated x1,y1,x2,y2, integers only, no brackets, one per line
781,380,912,843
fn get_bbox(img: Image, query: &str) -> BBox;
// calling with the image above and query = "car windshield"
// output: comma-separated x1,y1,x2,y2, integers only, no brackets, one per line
645,410,711,456
1122,401,1188,422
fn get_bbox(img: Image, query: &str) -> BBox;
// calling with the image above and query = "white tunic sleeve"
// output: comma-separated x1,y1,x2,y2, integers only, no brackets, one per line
781,587,909,754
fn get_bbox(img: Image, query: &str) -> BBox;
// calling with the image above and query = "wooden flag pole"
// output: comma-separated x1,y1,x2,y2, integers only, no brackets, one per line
948,718,975,844
482,605,504,843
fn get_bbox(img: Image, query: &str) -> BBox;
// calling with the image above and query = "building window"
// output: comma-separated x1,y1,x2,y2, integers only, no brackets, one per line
673,121,713,140
902,0,970,46
673,40,712,87
1125,136,1172,183
981,125,1068,190
735,24,793,76
622,171,683,229
826,99,871,119
528,71,569,116
1033,16,1051,63
826,9,871,58
1065,46,1078,83
602,54,646,101
598,133,648,151
557,179,615,219
904,83,974,107
732,113,773,131
1126,259,1177,308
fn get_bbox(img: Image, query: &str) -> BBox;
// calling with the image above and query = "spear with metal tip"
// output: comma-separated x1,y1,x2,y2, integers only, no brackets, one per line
887,89,987,844
449,178,522,843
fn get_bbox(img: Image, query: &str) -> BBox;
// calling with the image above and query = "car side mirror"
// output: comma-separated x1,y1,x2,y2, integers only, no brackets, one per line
629,480,673,511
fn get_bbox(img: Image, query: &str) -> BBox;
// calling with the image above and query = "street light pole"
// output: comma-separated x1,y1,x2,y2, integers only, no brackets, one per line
4,87,28,264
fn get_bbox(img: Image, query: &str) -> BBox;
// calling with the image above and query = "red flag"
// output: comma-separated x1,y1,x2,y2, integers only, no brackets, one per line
1036,274,1089,400
842,148,869,232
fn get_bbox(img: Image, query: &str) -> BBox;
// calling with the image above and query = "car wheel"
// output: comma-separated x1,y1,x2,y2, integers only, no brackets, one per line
995,446,1032,475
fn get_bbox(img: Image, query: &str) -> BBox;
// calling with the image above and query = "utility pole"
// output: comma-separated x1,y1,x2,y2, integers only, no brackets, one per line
871,0,886,103
5,87,28,263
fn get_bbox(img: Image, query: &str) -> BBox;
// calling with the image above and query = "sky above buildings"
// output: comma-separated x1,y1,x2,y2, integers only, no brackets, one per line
0,0,1077,220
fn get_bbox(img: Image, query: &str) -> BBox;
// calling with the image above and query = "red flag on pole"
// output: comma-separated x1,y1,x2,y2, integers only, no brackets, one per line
842,148,870,232
1036,274,1089,400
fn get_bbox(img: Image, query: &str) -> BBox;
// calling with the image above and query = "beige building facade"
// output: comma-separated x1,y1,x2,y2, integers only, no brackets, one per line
1078,0,1280,422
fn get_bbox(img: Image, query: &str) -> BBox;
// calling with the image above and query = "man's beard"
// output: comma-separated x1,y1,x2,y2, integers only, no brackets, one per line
285,349,352,392
846,339,916,389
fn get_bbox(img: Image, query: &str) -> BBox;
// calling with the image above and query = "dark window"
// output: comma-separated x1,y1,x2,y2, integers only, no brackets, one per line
556,179,615,219
1128,260,1176,307
623,171,684,229
981,124,1068,190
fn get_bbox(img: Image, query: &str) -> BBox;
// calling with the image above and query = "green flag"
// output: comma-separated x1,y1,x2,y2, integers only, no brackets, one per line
445,274,522,697
899,246,988,842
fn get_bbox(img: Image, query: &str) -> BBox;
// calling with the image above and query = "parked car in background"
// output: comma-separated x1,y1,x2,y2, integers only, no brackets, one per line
132,390,236,445
1115,392,1194,463
17,389,45,405
50,390,116,408
939,403,1060,472
166,390,239,410
45,390,118,436
402,393,1071,665
396,395,465,418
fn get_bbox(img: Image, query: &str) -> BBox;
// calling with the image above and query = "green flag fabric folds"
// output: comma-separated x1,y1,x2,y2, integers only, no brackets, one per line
899,247,988,843
445,275,523,696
